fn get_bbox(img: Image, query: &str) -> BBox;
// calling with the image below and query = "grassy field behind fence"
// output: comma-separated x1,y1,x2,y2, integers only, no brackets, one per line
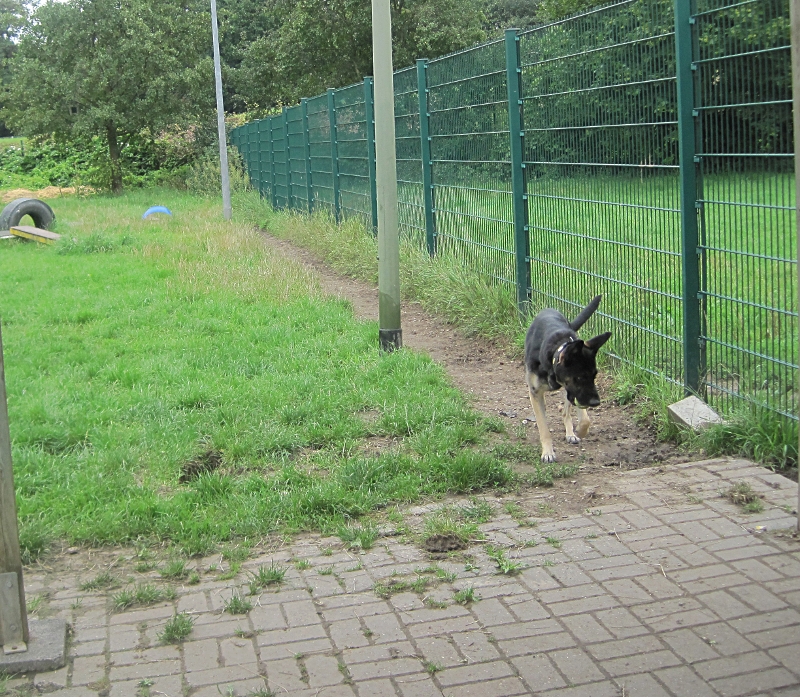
0,189,559,560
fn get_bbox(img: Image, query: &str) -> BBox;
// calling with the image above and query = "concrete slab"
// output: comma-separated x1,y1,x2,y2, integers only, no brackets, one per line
668,395,724,430
0,619,68,673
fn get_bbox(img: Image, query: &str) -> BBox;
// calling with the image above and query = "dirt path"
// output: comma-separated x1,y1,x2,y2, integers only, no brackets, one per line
261,232,696,490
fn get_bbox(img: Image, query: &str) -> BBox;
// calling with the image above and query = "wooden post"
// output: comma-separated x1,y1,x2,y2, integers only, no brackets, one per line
791,0,800,532
0,323,28,651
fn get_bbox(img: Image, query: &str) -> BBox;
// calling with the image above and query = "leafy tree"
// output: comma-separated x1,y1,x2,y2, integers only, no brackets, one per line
0,0,26,136
4,0,213,191
228,0,487,110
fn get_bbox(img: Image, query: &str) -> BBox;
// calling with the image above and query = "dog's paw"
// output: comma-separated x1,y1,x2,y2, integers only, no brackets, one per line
541,450,557,463
566,435,580,445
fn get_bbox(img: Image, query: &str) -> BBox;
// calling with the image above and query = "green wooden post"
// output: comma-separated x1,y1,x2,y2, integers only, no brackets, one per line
269,117,277,209
328,88,341,223
283,107,292,210
504,29,531,315
364,77,379,235
674,0,704,395
302,99,314,214
417,59,437,257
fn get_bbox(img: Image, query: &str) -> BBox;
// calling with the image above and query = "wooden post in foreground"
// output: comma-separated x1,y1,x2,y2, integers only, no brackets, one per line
0,322,28,652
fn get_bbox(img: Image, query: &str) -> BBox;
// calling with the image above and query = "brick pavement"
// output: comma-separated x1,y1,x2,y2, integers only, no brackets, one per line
6,457,799,697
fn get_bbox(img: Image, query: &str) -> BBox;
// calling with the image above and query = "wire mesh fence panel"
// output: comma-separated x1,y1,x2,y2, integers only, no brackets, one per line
271,116,289,209
694,0,796,420
428,40,515,285
307,93,335,217
395,66,424,244
287,105,308,210
520,0,684,382
334,84,372,226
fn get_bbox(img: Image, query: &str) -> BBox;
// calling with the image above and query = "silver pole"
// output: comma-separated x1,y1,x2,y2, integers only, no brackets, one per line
211,0,232,220
372,0,402,350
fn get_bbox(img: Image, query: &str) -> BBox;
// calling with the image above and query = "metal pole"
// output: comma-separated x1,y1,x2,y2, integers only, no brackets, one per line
328,89,342,223
417,59,437,257
505,29,531,316
210,0,231,220
791,0,800,531
0,323,28,652
674,0,703,395
372,0,402,351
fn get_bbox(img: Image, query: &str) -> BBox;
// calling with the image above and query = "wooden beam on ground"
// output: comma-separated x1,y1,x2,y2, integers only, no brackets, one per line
9,226,60,245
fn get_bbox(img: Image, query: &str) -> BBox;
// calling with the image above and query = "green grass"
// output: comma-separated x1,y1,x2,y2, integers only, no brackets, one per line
0,189,521,561
158,612,194,643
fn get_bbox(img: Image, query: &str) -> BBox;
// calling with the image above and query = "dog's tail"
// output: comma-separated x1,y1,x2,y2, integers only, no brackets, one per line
570,295,602,331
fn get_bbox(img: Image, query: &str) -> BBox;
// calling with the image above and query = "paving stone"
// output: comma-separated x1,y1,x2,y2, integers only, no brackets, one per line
729,608,800,634
697,589,757,619
602,649,682,676
498,630,576,657
769,645,800,677
511,653,567,691
470,598,516,626
727,583,788,612
395,673,444,697
594,607,650,639
452,631,501,663
549,648,605,684
710,667,798,697
415,636,462,667
693,650,778,681
747,625,800,650
655,665,720,697
191,677,267,696
695,622,756,656
587,635,665,661
71,654,107,686
305,654,345,687
615,672,672,697
504,595,550,621
363,611,407,643
560,613,614,643
440,676,529,697
347,657,422,681
535,681,620,697
660,628,720,663
220,636,257,666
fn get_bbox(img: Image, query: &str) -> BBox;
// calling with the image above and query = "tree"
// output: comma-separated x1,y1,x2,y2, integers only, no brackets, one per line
4,0,213,192
228,0,487,110
0,0,26,136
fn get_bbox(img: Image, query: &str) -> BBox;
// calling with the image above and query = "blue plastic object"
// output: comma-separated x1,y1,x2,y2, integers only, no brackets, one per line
142,206,172,219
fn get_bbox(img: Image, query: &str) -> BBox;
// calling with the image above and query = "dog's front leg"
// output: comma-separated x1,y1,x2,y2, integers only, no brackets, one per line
528,379,556,463
576,408,591,439
563,394,579,444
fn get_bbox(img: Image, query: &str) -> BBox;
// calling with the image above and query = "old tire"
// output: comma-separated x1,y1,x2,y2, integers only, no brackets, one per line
0,198,55,231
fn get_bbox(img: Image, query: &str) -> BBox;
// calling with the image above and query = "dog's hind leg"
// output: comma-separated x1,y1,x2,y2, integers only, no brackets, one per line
527,371,556,462
576,408,591,439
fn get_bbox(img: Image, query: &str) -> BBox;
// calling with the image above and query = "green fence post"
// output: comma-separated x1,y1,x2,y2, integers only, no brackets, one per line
258,119,269,198
674,0,704,395
364,77,379,234
269,117,277,209
417,59,437,256
504,29,531,315
328,88,341,223
283,107,292,210
302,99,314,214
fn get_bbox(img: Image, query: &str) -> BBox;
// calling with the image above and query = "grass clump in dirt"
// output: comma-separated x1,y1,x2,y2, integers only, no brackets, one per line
224,593,253,615
113,584,175,611
158,612,194,644
485,545,524,575
79,570,119,592
421,508,483,553
724,481,765,513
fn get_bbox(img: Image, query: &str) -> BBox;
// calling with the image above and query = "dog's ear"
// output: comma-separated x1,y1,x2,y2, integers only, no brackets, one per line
559,340,583,364
583,332,611,353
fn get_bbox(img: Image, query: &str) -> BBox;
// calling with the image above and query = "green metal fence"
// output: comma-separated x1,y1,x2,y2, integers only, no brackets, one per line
230,0,796,424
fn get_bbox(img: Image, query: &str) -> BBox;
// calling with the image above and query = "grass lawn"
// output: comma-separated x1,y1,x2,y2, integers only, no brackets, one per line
0,188,549,560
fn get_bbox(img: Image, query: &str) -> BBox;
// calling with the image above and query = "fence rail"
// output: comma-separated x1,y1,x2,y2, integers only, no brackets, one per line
230,0,797,424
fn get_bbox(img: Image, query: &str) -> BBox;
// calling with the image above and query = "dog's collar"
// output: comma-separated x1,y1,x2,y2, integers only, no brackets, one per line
552,338,575,367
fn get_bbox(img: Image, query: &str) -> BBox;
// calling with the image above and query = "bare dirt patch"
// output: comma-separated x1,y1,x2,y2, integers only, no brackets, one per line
0,186,91,203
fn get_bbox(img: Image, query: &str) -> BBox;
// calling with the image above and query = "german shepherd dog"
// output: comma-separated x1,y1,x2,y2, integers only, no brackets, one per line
524,296,611,462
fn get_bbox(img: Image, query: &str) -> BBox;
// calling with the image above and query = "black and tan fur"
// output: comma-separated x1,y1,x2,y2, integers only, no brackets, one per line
524,295,611,462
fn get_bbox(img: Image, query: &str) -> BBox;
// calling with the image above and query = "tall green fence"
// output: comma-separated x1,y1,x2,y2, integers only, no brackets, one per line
230,0,797,425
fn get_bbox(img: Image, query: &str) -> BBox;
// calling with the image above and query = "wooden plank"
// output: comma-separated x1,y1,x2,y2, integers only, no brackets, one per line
0,324,28,645
9,226,60,245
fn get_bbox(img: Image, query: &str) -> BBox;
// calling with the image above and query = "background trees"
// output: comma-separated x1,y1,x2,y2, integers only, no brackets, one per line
4,0,212,191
